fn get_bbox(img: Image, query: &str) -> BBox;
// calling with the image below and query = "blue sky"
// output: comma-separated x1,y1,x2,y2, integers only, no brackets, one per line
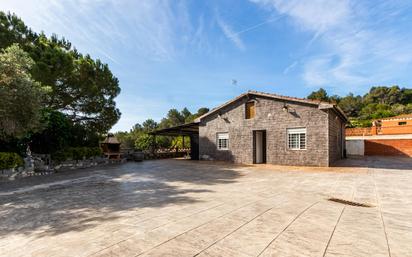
2,0,412,131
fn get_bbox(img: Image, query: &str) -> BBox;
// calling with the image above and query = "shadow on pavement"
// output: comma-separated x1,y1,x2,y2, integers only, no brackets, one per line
333,156,412,170
0,159,243,238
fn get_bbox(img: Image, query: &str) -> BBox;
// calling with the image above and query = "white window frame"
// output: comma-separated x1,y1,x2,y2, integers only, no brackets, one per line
216,132,229,150
287,128,306,150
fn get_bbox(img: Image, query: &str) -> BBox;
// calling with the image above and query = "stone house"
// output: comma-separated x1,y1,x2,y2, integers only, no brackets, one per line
194,91,347,166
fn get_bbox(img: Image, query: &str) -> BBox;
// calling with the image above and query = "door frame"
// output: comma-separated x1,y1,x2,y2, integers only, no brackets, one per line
253,130,267,164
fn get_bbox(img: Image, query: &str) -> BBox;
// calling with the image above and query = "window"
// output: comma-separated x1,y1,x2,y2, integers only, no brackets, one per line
399,121,407,125
217,133,229,150
245,101,255,119
287,128,306,150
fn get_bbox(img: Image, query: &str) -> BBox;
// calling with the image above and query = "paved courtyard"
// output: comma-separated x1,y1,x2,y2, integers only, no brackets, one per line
0,157,412,257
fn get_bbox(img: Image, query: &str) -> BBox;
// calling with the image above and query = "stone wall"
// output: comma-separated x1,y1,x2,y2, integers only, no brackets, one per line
199,95,339,166
328,109,345,165
0,157,125,181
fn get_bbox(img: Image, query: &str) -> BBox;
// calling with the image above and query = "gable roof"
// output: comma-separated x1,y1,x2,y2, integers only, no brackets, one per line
195,90,348,122
101,134,120,144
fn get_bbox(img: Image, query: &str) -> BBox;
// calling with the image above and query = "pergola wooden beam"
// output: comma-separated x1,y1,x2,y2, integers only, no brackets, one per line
148,122,199,136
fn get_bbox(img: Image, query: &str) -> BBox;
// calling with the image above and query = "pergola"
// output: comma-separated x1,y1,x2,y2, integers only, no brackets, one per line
148,122,200,160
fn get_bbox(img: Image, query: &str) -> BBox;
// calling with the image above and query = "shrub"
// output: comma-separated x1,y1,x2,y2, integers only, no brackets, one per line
85,147,102,158
51,147,103,162
70,147,85,160
0,152,24,169
347,119,373,128
51,149,71,162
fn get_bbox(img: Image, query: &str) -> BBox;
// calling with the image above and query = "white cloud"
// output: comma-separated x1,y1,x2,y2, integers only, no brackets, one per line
216,16,246,51
0,0,193,62
283,61,298,74
258,0,351,33
251,0,412,91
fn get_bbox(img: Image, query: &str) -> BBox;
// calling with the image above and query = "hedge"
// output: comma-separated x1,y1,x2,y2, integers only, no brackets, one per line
52,147,103,162
0,152,24,170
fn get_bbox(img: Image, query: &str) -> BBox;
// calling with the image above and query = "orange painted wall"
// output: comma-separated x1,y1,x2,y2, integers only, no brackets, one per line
379,119,412,135
381,119,410,127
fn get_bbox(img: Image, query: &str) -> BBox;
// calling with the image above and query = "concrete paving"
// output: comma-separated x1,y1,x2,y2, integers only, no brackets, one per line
0,157,411,257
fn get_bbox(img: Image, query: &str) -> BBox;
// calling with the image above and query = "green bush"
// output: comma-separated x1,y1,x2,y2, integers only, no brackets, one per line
85,147,102,158
0,152,24,169
347,119,373,128
70,147,84,160
51,147,103,162
51,149,71,162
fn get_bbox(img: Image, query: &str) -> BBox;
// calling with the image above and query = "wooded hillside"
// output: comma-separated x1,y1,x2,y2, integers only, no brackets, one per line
307,86,412,127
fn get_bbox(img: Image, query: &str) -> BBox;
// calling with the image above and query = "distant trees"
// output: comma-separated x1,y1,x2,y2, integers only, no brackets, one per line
307,88,329,101
307,85,412,127
337,93,363,117
158,107,209,129
116,107,209,151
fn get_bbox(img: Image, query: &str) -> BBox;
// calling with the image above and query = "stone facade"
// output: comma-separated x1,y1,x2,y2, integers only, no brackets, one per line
199,94,345,166
328,109,346,165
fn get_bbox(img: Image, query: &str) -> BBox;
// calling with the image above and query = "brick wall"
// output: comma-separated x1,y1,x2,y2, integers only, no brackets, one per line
365,139,412,156
199,95,342,166
346,127,372,136
346,123,412,136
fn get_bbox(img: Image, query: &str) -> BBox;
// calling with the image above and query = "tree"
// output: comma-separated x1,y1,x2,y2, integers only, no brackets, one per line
61,55,121,132
403,88,412,104
115,131,135,149
307,86,412,126
0,12,36,49
0,44,47,139
364,85,403,105
116,106,210,151
329,95,341,104
196,107,209,116
337,93,363,117
183,107,210,123
0,11,121,133
142,119,158,132
181,108,192,122
307,88,329,101
30,110,71,154
135,134,155,151
359,103,393,120
159,109,185,128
